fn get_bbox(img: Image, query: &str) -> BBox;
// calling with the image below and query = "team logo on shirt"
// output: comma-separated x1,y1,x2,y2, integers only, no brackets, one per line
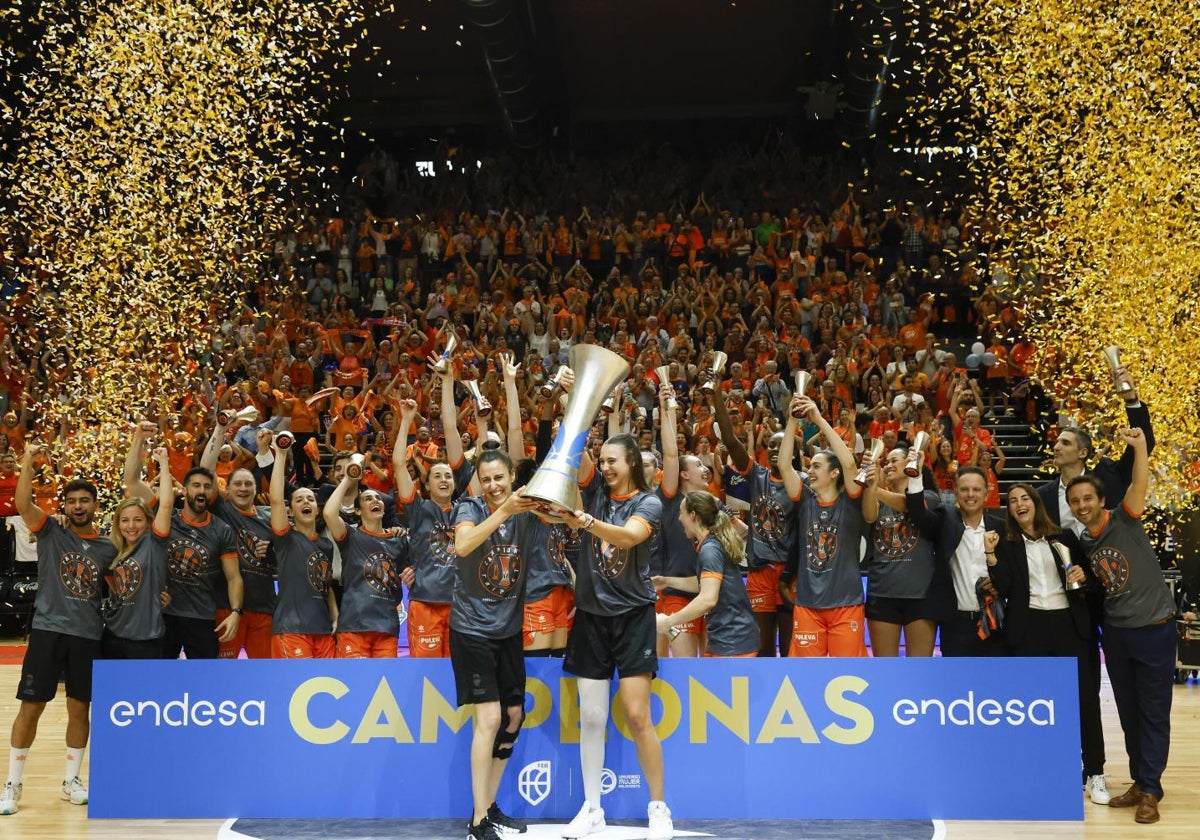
873,513,919,560
428,522,456,566
591,533,631,580
58,551,101,598
306,550,332,595
479,544,522,597
547,524,580,576
236,528,274,575
1089,546,1130,596
363,551,402,597
166,536,211,583
806,523,839,573
109,558,143,602
752,496,786,549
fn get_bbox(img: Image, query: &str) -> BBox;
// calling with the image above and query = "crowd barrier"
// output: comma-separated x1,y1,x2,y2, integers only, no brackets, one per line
91,657,1082,821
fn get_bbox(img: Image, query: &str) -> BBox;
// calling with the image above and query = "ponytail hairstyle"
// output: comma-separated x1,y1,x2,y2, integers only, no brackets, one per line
684,490,745,568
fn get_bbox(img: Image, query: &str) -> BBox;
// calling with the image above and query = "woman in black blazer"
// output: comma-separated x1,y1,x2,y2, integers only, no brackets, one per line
985,482,1109,804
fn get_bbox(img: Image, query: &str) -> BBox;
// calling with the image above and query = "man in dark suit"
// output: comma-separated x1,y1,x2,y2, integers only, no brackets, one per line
906,466,1006,656
1038,365,1153,536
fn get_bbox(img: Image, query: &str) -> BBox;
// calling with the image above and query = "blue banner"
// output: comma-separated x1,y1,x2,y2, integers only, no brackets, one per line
90,658,1081,821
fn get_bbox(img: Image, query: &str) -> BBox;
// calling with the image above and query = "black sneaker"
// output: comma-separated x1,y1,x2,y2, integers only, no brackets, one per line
467,818,502,840
487,803,528,834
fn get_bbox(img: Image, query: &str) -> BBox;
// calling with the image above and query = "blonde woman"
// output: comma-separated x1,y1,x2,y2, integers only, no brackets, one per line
103,447,173,659
655,491,758,657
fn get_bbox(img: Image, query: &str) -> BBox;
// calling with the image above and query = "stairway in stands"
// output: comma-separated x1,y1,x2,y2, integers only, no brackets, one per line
986,412,1049,497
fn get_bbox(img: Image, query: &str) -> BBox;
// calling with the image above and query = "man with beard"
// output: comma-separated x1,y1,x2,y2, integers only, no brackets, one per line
2,444,116,815
125,423,241,659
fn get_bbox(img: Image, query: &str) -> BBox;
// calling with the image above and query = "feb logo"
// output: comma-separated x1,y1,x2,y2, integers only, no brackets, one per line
1089,546,1130,596
109,557,144,601
58,551,101,599
873,512,919,559
428,522,456,566
807,522,839,573
518,760,551,807
752,494,786,549
167,536,210,583
305,550,331,595
363,552,402,597
479,544,522,598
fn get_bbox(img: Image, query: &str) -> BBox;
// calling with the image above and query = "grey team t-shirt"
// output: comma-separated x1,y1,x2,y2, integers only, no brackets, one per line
1081,505,1175,629
728,463,799,570
573,471,661,617
866,496,936,600
336,525,409,634
161,509,238,620
104,531,168,641
450,496,528,638
211,499,278,614
696,535,759,656
271,525,335,635
30,517,116,640
794,490,868,610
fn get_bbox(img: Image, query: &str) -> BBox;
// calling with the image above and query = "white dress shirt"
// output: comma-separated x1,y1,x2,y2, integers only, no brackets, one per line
1024,536,1069,611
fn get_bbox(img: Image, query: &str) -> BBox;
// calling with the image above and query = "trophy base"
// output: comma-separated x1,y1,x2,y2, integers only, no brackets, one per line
527,498,573,525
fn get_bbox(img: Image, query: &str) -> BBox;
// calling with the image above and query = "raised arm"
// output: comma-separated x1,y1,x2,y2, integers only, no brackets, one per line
440,368,465,468
199,414,230,474
501,351,524,463
392,399,419,503
321,475,354,542
777,397,804,500
153,447,174,536
269,438,290,534
659,384,680,497
712,382,751,472
1120,428,1149,517
124,421,158,503
807,396,858,485
15,445,47,531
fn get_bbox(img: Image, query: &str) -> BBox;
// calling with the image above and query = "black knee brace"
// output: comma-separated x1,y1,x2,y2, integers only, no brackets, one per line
492,704,526,759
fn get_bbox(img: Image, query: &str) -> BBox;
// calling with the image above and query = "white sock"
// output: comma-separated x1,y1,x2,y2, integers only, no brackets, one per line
577,678,610,809
65,745,85,782
8,748,29,786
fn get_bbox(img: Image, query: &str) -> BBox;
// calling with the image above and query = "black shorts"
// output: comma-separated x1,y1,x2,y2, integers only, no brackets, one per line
865,595,937,626
162,614,219,660
450,628,526,708
563,604,658,680
102,630,166,661
17,629,102,703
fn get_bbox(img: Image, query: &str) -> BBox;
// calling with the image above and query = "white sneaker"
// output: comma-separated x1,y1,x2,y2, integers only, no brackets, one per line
647,800,673,840
61,777,88,805
561,803,605,838
0,782,21,815
1086,775,1111,805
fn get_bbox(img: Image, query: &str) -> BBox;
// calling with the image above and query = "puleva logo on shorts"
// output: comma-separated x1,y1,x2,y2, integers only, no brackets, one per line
428,522,456,566
479,544,522,597
873,512,919,559
109,557,143,602
167,536,210,583
518,760,551,806
364,552,402,596
1089,546,1130,596
807,522,839,573
59,550,101,598
305,550,332,595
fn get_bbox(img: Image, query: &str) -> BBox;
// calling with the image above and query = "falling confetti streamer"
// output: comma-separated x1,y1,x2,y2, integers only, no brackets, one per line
896,0,1200,504
0,0,382,499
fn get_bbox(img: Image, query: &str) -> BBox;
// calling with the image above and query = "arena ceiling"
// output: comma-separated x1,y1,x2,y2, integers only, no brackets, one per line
337,0,838,137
